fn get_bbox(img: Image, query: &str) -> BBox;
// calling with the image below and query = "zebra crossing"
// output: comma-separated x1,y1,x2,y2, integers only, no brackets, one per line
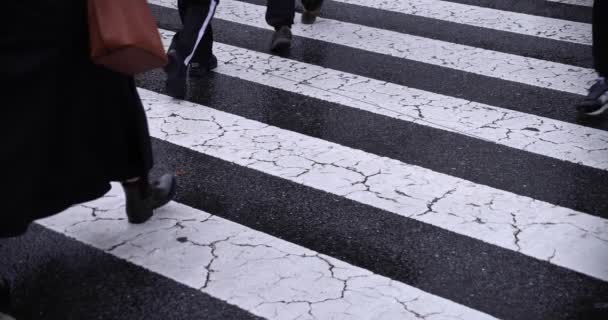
1,0,606,319
157,32,608,170
321,0,592,44
41,185,499,320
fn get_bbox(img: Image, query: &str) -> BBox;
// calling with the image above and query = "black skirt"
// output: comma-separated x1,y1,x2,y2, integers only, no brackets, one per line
1,1,153,236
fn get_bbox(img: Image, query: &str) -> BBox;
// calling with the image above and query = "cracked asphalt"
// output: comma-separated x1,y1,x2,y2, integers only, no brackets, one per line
2,1,607,319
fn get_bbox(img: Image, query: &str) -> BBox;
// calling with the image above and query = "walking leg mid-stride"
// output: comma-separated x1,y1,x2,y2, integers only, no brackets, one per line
266,0,324,52
165,0,220,99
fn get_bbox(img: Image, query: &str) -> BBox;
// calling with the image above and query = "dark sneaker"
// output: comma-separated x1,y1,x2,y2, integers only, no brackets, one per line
270,26,292,52
301,9,320,24
164,49,187,99
577,78,608,116
189,54,218,78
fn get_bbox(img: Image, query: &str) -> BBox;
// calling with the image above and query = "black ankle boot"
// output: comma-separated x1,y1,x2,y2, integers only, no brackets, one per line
122,174,176,224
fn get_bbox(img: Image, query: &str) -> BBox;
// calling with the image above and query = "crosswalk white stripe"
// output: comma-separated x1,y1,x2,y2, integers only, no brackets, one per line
547,0,593,7
39,185,498,320
158,29,608,172
332,0,592,44
138,88,608,281
151,0,595,96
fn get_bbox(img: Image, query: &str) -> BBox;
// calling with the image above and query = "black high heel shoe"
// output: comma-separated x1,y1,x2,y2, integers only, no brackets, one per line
121,174,176,224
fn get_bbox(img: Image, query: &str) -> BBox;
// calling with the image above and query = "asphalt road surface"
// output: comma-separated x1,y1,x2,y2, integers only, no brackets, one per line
2,0,607,319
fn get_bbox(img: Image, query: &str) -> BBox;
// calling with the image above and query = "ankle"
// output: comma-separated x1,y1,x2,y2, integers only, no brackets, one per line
122,176,150,198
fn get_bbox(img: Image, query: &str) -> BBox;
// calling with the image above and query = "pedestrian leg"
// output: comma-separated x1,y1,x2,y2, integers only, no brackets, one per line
593,0,607,78
266,0,295,29
266,0,295,51
189,23,218,78
165,0,219,98
301,0,324,24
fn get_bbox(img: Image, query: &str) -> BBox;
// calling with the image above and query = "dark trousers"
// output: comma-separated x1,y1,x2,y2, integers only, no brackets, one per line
170,0,219,66
593,0,607,77
266,0,324,29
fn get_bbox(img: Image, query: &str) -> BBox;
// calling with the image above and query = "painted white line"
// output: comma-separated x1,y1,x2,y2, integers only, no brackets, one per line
40,185,498,320
134,88,608,281
161,29,608,171
332,0,592,44
547,0,593,7
150,0,595,96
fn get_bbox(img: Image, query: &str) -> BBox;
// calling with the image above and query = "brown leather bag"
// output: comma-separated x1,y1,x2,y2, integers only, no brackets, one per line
88,0,167,75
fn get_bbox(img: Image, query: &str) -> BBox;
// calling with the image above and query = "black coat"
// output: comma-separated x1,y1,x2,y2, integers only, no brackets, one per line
1,1,153,236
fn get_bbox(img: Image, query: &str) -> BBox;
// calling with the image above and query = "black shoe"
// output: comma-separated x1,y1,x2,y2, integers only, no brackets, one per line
301,9,320,24
577,78,608,116
122,174,177,224
164,49,187,99
270,26,292,52
189,54,218,78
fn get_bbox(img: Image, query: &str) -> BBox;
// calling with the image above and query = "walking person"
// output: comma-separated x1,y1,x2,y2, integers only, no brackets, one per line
577,0,608,116
267,0,325,51
165,0,220,99
1,1,176,316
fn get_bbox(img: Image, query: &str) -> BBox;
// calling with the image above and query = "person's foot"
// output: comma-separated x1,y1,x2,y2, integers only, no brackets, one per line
577,77,608,116
301,9,320,24
270,26,292,52
189,54,218,78
164,49,188,99
122,174,177,224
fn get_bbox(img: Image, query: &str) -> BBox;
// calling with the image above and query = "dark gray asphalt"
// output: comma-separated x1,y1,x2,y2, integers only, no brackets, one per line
137,69,608,217
151,4,608,132
147,139,608,320
241,0,593,67
1,2,605,320
439,0,592,22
